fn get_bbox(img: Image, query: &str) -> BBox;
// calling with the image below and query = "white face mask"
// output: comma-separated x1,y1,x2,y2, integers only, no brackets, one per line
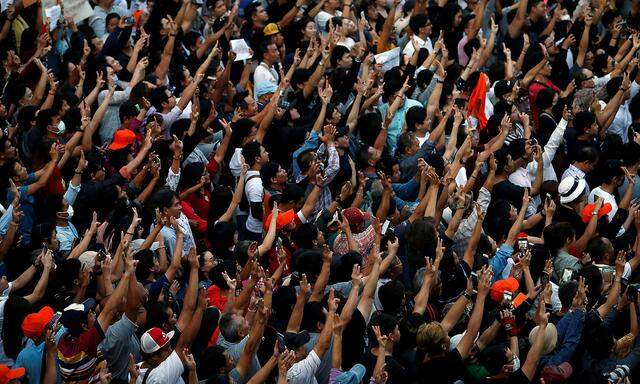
56,120,66,135
511,355,521,371
67,205,74,219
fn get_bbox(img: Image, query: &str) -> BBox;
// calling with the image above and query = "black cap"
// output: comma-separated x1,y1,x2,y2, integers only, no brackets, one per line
494,80,514,99
283,331,310,350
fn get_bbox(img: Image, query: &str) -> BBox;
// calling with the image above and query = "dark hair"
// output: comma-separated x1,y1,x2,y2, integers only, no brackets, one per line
405,105,426,132
177,162,206,192
244,2,260,21
574,146,599,164
242,141,263,167
209,221,236,257
198,345,228,378
543,222,575,257
574,111,597,136
368,311,399,347
378,280,405,315
260,161,281,187
291,223,319,249
150,86,170,111
147,301,173,329
150,188,178,212
558,281,578,309
409,13,429,34
535,87,556,110
600,159,624,184
135,249,156,282
330,45,350,68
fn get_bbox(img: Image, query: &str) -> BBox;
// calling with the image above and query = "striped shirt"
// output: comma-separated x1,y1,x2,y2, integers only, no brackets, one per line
57,323,105,383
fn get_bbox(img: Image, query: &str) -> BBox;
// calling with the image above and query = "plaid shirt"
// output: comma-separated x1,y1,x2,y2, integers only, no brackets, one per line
297,143,340,215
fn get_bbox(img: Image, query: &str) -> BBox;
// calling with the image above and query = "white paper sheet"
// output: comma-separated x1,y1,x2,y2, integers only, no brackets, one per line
45,5,61,30
374,47,401,73
230,39,252,61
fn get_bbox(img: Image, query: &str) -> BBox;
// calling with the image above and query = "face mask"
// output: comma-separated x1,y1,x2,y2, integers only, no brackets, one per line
67,205,74,219
511,355,521,371
56,120,66,135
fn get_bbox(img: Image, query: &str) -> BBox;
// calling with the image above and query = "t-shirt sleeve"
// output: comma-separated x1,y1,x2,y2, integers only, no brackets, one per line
102,314,137,353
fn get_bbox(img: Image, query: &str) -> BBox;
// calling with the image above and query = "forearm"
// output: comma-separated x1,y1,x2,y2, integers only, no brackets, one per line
286,292,307,332
135,176,159,204
311,261,331,301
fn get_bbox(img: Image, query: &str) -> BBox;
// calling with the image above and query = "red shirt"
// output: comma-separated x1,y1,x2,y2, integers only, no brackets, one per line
528,79,561,130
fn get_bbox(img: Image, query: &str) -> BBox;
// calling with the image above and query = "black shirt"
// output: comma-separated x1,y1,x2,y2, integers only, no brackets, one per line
419,348,465,383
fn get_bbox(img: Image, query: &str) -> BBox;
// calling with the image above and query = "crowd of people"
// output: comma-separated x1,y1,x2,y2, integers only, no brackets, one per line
1,0,640,382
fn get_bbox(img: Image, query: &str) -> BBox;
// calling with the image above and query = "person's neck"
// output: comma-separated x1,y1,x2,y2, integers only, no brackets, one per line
601,183,616,194
416,127,428,136
250,164,261,172
573,162,589,173
99,2,111,11
253,20,266,29
534,74,548,83
418,32,428,41
372,343,394,356
262,59,273,67
270,182,285,192
364,165,376,174
55,217,68,227
529,13,543,22
576,133,594,141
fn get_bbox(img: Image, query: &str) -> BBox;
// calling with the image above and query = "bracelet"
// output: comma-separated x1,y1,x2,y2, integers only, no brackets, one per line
170,33,177,37
456,205,466,210
126,231,135,236
173,156,182,161
157,245,166,249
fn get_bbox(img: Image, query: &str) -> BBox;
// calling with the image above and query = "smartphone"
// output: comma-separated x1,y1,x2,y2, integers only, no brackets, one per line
561,268,574,283
276,333,286,353
540,271,550,288
471,272,479,294
517,238,528,251
503,290,513,302
48,312,62,329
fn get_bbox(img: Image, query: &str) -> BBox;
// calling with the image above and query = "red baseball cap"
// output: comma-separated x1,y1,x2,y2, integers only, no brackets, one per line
22,306,55,339
141,327,175,354
342,207,370,228
0,365,25,384
109,129,136,151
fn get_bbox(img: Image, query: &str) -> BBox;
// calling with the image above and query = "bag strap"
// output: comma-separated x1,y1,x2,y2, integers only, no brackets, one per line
141,366,155,384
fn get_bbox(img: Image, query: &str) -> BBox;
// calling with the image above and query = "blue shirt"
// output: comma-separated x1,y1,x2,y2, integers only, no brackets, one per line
15,328,64,384
6,173,37,247
377,98,422,153
489,244,514,283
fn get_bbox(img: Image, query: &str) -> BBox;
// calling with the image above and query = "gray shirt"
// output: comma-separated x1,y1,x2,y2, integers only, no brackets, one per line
553,250,582,282
216,334,261,378
101,314,141,381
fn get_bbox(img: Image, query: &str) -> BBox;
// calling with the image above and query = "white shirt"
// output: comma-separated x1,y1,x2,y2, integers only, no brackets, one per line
254,63,278,85
0,283,13,366
135,350,185,384
287,350,321,384
402,35,433,60
245,170,264,234
588,187,618,221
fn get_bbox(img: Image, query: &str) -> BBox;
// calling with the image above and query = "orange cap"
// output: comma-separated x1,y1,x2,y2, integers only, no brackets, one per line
0,364,25,384
264,209,297,231
22,306,54,339
489,277,519,302
580,202,612,223
109,129,136,151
